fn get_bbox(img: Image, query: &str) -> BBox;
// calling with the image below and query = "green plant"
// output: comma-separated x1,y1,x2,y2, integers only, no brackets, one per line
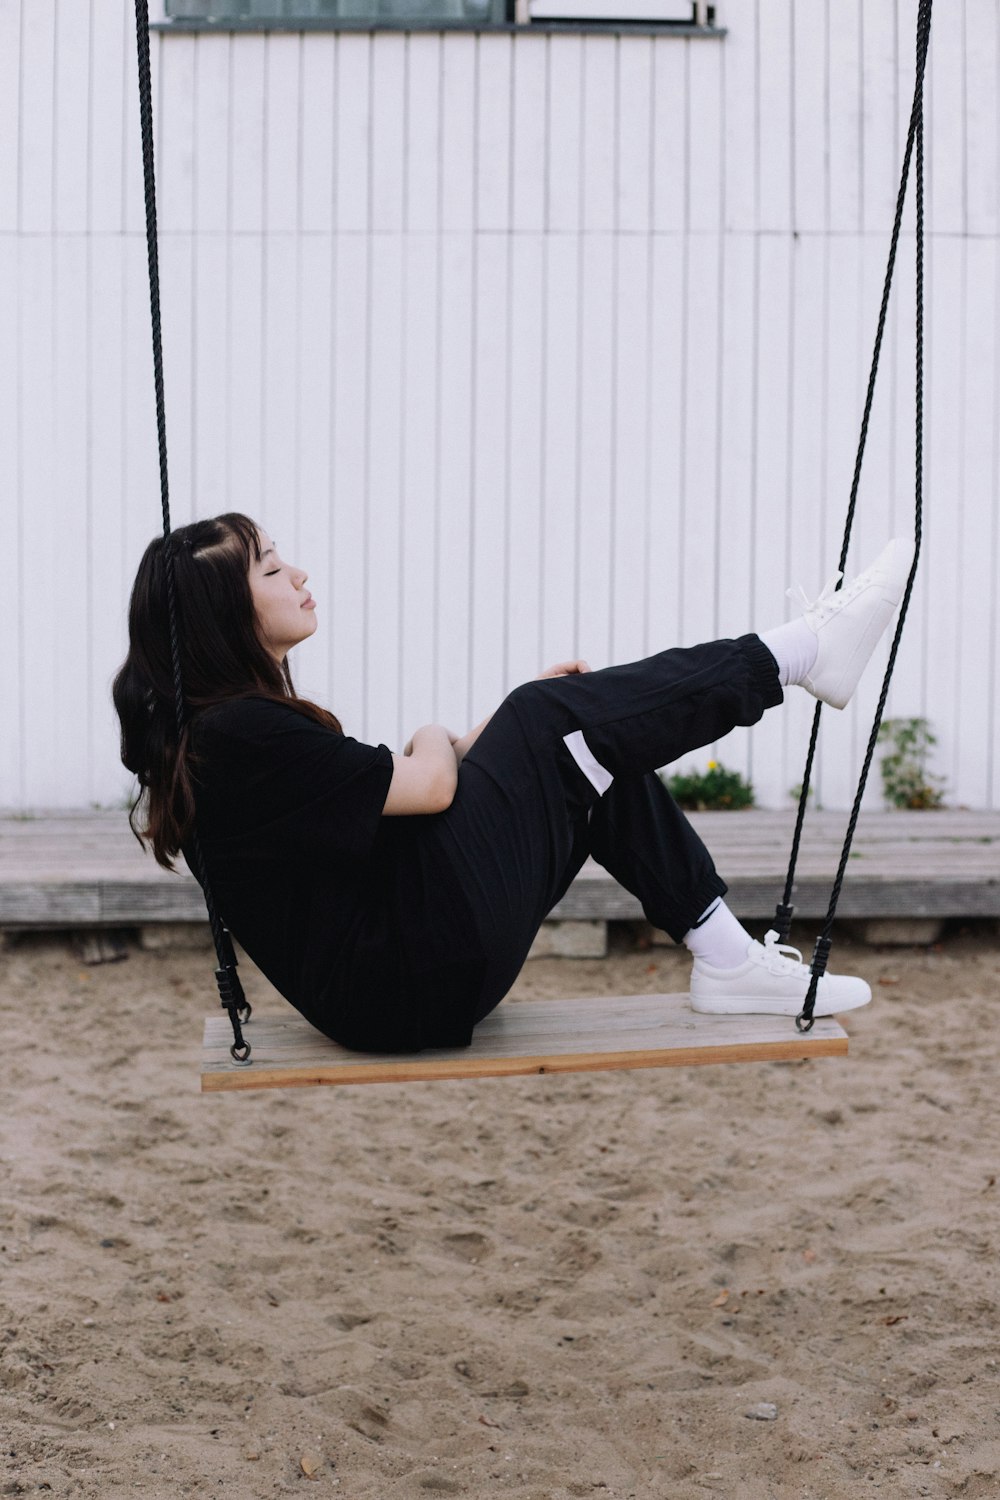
877,717,946,809
664,760,755,811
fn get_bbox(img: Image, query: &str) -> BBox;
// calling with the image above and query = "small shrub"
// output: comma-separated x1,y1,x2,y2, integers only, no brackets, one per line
877,717,946,809
664,760,755,811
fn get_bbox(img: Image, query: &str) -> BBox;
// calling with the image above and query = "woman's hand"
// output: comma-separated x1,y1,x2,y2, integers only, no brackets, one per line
535,659,592,680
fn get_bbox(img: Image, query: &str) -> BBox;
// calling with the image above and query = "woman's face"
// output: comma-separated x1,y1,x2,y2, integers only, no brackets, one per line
248,529,318,662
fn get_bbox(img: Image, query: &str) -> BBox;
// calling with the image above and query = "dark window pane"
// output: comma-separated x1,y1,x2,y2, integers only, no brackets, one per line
166,0,507,20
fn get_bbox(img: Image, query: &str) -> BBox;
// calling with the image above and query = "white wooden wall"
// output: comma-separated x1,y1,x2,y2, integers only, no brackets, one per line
2,1,998,812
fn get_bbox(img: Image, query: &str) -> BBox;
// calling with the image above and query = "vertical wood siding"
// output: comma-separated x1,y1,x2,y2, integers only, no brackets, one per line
3,1,998,812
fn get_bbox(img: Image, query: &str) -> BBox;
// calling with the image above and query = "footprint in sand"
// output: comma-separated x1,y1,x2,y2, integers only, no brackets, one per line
442,1230,493,1263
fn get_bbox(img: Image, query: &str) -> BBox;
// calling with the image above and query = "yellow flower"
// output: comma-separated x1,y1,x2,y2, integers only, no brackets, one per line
707,760,718,770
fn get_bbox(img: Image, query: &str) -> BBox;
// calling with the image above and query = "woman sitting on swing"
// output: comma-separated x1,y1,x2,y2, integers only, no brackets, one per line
113,514,911,1054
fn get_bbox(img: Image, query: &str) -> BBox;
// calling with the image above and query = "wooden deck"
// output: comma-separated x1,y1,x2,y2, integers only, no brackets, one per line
1,808,997,930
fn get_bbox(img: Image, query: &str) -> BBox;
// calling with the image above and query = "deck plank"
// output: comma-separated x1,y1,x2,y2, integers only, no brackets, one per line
2,808,998,928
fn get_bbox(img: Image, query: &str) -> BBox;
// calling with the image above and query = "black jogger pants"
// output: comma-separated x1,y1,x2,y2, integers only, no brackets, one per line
431,633,784,1026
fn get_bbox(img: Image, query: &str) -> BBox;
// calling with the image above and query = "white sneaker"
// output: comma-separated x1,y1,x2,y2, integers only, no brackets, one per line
689,930,872,1017
794,537,914,710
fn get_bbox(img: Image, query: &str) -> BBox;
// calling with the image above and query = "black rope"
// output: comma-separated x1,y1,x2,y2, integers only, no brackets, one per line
133,0,251,1064
776,0,934,954
794,0,932,1031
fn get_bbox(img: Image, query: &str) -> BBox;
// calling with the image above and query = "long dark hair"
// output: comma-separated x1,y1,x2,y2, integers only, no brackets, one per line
112,512,341,871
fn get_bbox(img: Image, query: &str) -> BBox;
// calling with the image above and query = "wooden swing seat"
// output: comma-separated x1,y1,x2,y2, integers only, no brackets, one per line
201,992,848,1092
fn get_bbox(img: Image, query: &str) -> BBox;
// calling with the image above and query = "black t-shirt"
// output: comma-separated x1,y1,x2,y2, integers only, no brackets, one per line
185,696,486,1051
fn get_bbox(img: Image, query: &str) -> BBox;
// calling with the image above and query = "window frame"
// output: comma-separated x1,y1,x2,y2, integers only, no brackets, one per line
152,0,723,36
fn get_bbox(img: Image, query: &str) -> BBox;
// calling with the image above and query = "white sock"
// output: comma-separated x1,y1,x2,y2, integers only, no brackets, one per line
682,899,754,970
758,617,818,688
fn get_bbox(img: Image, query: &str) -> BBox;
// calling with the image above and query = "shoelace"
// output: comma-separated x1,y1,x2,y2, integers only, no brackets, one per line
786,568,863,621
757,928,810,976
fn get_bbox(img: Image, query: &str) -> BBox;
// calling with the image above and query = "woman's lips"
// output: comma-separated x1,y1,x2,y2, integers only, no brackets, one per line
301,595,315,610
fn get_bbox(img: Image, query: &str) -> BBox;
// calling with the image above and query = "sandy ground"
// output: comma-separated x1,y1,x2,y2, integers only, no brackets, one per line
3,922,1000,1500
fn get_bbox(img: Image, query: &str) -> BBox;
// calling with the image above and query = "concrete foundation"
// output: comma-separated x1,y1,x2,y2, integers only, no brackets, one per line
139,923,215,952
528,919,608,959
846,918,946,947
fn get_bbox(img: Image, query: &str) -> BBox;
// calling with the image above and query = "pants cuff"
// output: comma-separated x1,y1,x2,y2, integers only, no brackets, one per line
737,633,785,710
663,871,729,945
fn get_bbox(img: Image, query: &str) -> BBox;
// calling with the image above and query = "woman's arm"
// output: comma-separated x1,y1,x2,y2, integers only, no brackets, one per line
452,715,491,766
452,660,592,766
391,661,595,801
383,724,459,815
